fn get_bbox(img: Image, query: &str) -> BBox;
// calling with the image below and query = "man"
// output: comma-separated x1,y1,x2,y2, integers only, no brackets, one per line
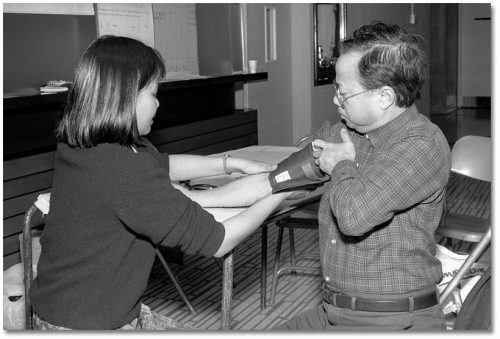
277,22,451,330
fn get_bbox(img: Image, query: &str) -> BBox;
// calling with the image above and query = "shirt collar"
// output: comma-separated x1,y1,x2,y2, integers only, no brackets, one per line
360,105,419,147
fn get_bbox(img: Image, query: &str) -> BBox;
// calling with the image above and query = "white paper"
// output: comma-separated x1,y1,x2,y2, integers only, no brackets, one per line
153,3,199,77
96,3,155,48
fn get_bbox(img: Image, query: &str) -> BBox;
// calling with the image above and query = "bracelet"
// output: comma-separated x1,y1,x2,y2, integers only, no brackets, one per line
223,154,231,175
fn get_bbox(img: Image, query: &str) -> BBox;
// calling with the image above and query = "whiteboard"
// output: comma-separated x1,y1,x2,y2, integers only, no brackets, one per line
95,3,155,48
153,3,200,78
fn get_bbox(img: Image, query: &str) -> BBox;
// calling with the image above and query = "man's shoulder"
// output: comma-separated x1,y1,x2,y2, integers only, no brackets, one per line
408,114,448,147
393,109,449,149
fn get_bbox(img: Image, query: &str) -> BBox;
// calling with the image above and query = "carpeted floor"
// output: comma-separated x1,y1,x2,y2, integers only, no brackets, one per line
143,172,491,330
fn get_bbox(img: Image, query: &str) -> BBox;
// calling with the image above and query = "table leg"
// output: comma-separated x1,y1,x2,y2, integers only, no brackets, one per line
221,251,234,330
260,223,268,310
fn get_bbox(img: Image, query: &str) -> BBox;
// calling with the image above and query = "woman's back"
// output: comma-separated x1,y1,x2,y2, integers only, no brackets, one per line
30,142,224,329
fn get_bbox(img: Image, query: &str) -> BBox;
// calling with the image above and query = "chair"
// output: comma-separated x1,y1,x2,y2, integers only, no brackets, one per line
439,227,491,329
269,204,321,305
436,135,491,252
22,194,196,329
269,135,321,306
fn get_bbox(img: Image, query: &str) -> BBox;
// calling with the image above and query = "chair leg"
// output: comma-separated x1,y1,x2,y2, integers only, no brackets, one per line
466,241,475,253
270,226,284,306
288,228,297,277
437,236,447,246
155,249,197,315
213,257,236,288
452,240,464,252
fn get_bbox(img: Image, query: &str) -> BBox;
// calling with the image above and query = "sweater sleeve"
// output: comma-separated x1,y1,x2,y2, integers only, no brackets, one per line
115,152,225,257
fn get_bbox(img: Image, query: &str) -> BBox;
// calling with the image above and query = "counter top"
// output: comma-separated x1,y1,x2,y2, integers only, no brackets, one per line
3,72,267,103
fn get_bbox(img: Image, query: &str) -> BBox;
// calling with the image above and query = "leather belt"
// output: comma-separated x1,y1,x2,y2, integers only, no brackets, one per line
323,285,438,312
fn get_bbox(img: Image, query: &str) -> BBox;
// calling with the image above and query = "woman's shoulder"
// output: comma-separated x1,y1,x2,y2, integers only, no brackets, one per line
56,142,164,171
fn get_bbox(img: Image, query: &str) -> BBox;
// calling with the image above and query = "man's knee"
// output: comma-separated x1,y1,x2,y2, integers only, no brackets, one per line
274,305,329,331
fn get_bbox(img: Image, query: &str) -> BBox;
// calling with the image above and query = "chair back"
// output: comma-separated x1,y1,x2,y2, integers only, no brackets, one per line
22,204,43,330
451,136,491,182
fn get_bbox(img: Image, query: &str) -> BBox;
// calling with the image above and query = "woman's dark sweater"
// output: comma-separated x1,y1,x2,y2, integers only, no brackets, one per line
30,141,225,329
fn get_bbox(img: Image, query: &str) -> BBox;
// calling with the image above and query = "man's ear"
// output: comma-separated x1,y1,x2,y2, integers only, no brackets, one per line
378,86,396,110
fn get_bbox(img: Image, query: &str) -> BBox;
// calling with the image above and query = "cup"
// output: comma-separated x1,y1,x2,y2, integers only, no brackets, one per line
248,60,257,73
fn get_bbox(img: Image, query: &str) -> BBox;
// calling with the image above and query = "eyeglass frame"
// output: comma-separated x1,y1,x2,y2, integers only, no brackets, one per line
333,83,372,109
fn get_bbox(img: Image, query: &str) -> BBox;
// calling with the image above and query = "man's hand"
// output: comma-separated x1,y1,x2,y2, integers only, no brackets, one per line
313,128,356,174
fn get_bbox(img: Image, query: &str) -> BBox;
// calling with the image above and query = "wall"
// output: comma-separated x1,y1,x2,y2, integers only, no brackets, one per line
3,13,97,94
246,4,294,146
429,4,459,114
290,5,313,142
459,3,491,101
196,3,242,75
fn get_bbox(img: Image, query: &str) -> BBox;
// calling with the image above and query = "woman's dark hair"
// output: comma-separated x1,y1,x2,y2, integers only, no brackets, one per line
56,35,166,147
341,22,427,107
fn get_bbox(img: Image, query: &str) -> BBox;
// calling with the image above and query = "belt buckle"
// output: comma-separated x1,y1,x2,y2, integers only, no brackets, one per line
324,285,339,306
332,291,341,307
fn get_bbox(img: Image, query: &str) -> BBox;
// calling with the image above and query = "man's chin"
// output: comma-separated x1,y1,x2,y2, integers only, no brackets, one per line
341,118,353,128
341,119,363,133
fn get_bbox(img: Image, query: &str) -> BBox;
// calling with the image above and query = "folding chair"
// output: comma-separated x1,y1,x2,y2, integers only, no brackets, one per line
22,194,196,329
436,135,491,252
439,227,491,329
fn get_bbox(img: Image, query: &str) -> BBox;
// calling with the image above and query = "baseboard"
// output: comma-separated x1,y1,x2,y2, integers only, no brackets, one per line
430,105,457,115
461,96,491,109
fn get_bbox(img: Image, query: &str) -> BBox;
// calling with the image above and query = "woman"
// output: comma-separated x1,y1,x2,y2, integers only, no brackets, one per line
30,35,302,330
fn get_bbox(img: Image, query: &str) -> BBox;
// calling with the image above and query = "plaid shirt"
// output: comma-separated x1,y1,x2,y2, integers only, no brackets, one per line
315,105,451,295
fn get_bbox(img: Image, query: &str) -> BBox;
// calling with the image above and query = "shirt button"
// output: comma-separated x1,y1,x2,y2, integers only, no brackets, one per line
356,163,359,167
365,134,369,139
331,239,336,244
325,276,330,282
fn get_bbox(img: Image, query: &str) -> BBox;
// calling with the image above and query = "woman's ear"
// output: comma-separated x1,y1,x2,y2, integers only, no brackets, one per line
378,86,396,110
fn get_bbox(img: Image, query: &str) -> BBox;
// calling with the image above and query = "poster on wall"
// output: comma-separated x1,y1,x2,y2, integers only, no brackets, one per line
153,3,200,79
95,3,155,48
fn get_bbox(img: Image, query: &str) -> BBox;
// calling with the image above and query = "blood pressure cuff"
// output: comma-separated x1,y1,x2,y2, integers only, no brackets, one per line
268,142,330,193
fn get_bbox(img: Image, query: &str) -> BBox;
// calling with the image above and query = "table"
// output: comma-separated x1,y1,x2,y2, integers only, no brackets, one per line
194,146,324,330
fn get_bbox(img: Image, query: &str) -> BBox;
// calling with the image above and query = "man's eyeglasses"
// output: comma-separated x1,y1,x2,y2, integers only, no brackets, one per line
333,83,372,109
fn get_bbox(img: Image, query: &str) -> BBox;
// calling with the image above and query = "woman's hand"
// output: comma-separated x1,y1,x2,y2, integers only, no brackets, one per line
227,157,277,175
